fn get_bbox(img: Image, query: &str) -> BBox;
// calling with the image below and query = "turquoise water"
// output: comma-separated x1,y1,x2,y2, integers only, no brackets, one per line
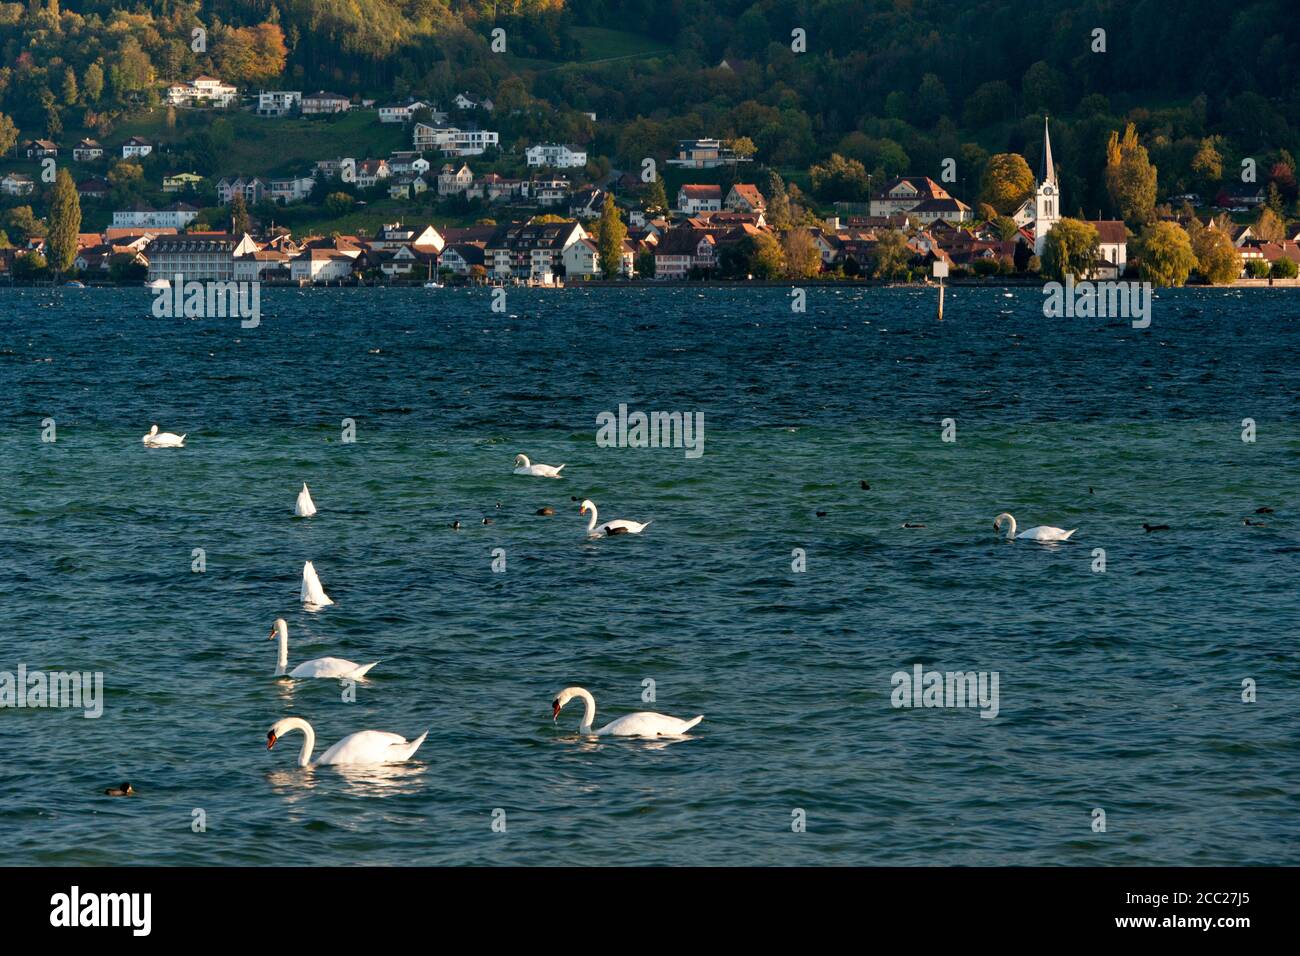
1,285,1296,865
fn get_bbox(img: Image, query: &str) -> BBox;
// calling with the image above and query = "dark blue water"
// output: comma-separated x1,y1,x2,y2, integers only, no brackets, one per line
1,285,1297,865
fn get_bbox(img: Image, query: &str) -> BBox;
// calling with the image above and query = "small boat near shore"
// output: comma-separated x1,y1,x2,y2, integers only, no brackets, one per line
144,278,170,290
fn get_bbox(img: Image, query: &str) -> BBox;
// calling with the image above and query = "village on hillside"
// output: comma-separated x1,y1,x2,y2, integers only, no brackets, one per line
4,74,1300,288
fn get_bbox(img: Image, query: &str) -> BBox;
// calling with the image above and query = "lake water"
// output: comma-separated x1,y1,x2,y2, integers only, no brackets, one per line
1,285,1296,865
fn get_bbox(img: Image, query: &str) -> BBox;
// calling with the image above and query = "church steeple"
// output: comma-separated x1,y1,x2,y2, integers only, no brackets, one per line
1033,116,1060,257
1039,116,1056,185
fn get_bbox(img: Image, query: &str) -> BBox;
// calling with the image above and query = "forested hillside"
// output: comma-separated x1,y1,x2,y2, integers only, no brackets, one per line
1,0,1298,215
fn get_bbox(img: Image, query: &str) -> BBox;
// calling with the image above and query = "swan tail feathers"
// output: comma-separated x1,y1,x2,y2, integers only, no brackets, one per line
1063,529,1078,540
680,715,703,732
349,661,380,679
555,464,565,473
641,520,652,530
404,730,429,758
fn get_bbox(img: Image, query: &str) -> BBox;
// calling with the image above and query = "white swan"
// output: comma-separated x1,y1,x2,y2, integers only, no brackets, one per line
141,424,185,447
513,453,565,478
300,561,334,608
552,687,702,737
994,512,1077,542
266,717,427,767
294,483,317,517
270,618,377,680
579,499,651,537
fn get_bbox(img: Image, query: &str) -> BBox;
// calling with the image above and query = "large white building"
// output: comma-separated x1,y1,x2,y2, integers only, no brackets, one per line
112,203,200,230
167,76,237,108
412,123,499,156
525,144,587,168
256,91,301,116
146,233,259,281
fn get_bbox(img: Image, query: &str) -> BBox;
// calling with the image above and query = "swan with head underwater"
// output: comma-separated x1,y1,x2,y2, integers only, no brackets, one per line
266,717,427,767
579,499,650,538
552,687,702,738
994,512,1077,542
141,424,185,447
269,618,378,680
513,454,565,478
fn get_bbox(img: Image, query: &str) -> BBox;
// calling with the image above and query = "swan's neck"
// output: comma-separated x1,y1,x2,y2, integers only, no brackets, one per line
518,455,530,467
283,717,315,767
275,632,288,676
1004,515,1017,538
585,506,598,534
575,689,596,732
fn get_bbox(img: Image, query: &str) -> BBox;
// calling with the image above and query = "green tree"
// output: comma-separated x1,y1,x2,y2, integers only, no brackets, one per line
872,229,911,279
83,63,104,104
1192,228,1241,285
61,67,78,107
596,194,627,278
1270,257,1298,279
1105,123,1158,225
1137,221,1196,287
230,194,252,234
0,112,18,156
980,153,1035,214
641,177,667,215
764,171,792,231
46,168,82,276
1040,218,1100,281
809,153,870,202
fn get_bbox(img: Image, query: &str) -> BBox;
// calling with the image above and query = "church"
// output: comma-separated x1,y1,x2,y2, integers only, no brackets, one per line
1014,118,1128,279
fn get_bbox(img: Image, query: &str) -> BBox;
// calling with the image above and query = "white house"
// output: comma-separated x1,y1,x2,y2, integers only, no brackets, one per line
677,184,722,215
412,123,499,156
530,176,571,207
301,91,351,115
112,203,199,230
525,144,587,169
216,177,268,204
379,100,445,124
356,159,392,189
667,138,749,168
1,173,34,196
437,163,473,196
166,75,237,108
121,137,152,159
269,176,314,204
257,91,301,117
291,247,359,282
72,139,104,162
453,92,493,112
562,237,601,278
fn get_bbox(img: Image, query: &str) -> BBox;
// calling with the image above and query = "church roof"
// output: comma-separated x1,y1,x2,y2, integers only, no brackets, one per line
1040,117,1056,186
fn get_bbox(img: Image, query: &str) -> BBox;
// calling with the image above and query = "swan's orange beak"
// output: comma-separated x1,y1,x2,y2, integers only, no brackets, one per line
552,700,561,721
269,628,276,639
266,731,277,750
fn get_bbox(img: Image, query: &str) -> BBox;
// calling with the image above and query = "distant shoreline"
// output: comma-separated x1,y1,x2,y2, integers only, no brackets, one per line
4,277,1298,290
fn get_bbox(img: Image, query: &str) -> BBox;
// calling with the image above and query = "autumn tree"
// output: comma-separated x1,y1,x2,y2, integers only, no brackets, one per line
1254,205,1285,241
1040,218,1100,281
1105,123,1158,225
782,227,822,279
1137,222,1196,287
83,63,104,103
1192,228,1241,285
980,153,1034,214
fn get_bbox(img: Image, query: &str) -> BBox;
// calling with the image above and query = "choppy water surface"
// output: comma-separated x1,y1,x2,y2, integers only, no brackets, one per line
1,285,1297,865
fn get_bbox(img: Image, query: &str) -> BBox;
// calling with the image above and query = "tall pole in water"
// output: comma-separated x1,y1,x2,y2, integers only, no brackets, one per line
934,259,947,320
